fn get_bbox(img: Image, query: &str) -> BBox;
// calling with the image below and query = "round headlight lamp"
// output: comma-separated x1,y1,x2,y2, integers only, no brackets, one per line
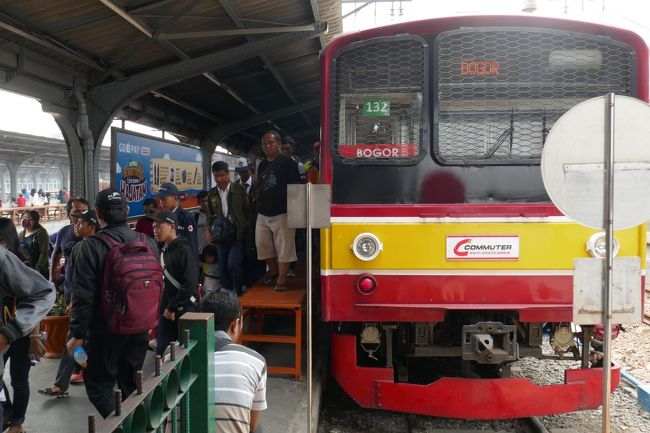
586,232,620,258
351,232,383,261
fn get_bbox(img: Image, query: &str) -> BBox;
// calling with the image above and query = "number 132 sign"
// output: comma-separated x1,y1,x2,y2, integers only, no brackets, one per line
363,97,390,117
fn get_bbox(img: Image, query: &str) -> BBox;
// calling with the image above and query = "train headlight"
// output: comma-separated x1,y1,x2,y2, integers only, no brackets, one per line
351,232,382,261
586,232,620,258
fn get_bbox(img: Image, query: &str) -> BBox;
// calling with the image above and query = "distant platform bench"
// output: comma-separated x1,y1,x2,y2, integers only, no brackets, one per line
239,285,305,379
0,204,67,224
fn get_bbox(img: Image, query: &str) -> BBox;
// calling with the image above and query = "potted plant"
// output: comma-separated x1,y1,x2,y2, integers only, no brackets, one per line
40,294,70,359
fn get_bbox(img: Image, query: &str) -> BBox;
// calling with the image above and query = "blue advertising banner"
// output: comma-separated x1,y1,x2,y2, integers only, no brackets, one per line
111,128,204,218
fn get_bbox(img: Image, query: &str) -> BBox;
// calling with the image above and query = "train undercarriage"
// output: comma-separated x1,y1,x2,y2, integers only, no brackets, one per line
331,311,620,419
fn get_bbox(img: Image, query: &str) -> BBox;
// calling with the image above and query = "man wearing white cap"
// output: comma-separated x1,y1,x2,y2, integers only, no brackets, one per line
235,157,254,197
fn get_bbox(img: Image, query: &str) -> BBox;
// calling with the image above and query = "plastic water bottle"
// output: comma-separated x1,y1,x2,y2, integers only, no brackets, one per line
72,346,88,368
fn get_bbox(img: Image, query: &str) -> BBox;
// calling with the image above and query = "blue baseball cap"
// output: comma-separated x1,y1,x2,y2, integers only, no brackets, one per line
155,182,180,198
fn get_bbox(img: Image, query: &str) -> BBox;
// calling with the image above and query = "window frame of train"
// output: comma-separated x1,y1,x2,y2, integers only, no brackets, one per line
432,27,637,166
330,34,430,166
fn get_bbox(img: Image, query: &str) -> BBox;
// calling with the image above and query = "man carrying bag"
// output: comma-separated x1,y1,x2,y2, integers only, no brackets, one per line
207,161,250,296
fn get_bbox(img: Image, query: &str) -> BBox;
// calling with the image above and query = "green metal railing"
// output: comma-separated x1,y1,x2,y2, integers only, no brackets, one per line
88,312,215,433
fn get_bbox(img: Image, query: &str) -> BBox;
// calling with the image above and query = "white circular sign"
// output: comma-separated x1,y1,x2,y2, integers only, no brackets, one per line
541,95,650,230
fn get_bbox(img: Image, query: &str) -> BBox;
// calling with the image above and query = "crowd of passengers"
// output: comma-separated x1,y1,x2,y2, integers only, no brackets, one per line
0,130,320,433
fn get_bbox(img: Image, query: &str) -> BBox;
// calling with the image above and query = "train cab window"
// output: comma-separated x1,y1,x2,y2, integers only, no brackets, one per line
336,92,423,162
332,36,428,165
433,28,635,165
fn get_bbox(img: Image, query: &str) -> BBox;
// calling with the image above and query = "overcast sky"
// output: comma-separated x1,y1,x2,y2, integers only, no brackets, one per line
342,0,650,32
1,0,649,144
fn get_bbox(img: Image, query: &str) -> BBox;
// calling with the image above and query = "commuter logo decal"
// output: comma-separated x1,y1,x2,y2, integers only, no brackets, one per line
446,235,519,260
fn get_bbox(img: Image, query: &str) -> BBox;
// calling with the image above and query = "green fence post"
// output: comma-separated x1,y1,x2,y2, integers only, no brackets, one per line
180,312,215,433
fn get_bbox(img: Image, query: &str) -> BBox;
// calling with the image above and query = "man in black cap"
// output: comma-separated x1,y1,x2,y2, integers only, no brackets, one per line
152,210,199,356
39,208,100,398
66,188,159,418
75,209,100,236
155,182,198,256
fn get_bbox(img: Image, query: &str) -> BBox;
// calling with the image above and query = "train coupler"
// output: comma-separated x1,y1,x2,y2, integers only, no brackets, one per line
462,321,518,364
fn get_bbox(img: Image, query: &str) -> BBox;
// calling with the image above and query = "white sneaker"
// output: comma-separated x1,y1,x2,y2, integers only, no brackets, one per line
287,269,296,278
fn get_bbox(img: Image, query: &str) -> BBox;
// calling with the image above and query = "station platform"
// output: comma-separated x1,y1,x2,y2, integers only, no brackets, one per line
4,267,324,433
5,351,318,433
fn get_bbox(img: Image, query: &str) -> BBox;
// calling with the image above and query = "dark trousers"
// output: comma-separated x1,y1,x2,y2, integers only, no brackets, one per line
84,332,148,418
54,331,80,390
243,230,265,287
216,238,245,296
2,336,32,426
56,296,80,390
155,302,197,357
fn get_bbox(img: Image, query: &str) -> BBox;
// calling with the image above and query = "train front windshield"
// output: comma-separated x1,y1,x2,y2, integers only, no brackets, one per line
329,27,636,205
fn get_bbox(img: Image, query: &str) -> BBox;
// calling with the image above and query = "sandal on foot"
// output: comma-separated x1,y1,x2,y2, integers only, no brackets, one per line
262,272,278,285
38,386,69,398
273,283,287,292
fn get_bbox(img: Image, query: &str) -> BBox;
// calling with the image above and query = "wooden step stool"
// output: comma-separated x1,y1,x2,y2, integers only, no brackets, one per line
239,285,305,379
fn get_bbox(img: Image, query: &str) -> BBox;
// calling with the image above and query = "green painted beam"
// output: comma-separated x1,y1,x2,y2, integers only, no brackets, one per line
180,312,215,433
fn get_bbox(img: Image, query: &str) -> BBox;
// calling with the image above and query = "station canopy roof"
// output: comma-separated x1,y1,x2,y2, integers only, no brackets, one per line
0,0,342,157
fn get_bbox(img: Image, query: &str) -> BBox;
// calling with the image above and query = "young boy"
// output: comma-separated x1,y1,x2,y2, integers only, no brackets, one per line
153,211,199,357
199,245,220,293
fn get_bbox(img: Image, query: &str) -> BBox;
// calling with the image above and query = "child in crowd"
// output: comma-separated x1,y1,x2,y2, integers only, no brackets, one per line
200,245,220,293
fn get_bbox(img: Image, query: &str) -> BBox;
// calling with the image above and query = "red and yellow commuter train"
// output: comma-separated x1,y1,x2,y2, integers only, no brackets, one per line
318,14,647,419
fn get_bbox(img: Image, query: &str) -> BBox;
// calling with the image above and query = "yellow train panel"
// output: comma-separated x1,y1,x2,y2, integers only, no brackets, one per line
325,222,645,270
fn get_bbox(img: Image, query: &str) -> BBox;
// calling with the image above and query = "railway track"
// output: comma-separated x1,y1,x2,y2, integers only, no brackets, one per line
404,415,550,433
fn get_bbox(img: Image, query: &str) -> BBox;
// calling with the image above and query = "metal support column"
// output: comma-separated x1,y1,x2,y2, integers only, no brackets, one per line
306,182,314,433
6,162,19,202
58,164,70,191
44,104,86,198
602,92,615,433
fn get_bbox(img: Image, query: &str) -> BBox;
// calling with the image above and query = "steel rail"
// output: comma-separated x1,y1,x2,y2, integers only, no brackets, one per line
402,416,550,433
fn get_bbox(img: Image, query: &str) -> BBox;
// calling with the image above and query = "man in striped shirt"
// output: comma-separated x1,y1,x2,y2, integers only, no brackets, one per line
201,290,267,433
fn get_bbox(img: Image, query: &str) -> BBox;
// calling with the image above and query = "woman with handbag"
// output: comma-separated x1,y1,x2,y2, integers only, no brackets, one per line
206,161,250,296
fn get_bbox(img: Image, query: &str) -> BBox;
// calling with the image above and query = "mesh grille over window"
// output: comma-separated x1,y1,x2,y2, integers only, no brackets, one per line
332,37,426,163
435,29,635,164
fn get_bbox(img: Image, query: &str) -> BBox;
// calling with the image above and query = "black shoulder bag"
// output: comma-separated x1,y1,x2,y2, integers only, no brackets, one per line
209,188,236,245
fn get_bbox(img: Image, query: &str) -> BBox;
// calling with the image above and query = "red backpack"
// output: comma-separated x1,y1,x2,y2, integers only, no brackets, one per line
97,232,163,334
